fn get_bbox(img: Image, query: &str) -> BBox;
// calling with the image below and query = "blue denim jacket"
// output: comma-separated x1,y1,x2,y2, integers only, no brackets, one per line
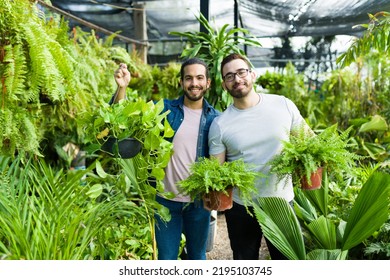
162,95,220,159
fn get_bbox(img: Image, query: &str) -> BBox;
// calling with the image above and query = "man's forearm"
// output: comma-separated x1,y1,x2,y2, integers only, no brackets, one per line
112,86,127,103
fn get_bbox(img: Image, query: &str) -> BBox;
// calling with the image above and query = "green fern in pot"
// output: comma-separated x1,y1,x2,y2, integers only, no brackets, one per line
268,124,361,190
178,157,260,210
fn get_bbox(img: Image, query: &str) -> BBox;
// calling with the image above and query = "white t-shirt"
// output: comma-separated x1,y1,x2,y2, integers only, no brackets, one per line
162,105,202,202
208,93,305,204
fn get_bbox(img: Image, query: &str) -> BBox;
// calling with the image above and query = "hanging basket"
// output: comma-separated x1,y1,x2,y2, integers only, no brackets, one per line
203,187,233,211
101,137,142,159
300,167,323,190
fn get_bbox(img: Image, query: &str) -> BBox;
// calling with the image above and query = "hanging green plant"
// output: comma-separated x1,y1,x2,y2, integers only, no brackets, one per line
78,97,174,181
337,11,390,68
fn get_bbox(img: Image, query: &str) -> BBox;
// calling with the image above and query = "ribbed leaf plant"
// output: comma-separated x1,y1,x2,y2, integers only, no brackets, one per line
253,171,390,259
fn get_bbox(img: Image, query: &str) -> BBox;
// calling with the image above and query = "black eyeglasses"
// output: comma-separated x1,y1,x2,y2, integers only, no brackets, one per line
223,69,251,82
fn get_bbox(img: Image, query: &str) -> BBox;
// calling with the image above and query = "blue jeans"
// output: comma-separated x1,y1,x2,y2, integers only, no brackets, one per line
155,196,210,260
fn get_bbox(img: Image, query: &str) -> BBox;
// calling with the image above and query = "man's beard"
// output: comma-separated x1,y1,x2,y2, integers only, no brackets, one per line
184,87,206,102
227,82,250,99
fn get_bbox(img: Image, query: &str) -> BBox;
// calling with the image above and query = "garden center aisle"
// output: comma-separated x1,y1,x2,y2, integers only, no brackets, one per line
206,212,270,260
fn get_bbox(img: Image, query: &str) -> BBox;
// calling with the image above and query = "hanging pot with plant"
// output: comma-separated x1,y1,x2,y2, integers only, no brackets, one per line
78,98,174,160
101,136,142,159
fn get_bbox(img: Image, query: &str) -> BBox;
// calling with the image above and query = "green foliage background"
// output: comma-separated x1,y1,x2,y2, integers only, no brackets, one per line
0,0,389,260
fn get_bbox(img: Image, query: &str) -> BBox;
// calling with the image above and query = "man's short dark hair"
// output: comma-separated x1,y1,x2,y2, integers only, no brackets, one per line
180,57,210,80
220,53,251,76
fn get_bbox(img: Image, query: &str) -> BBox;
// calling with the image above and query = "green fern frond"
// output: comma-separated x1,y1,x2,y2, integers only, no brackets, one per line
0,108,18,156
0,107,42,157
21,115,42,155
3,44,28,100
23,21,66,102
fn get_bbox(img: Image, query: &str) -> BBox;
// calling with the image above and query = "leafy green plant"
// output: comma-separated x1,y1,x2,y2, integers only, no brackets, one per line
178,157,259,205
155,62,181,100
0,156,134,260
77,96,177,259
332,12,390,163
78,98,174,185
79,98,172,147
170,13,262,111
0,0,138,164
89,158,170,260
256,63,311,117
253,171,390,259
256,70,284,92
337,11,390,68
268,124,361,188
363,221,390,259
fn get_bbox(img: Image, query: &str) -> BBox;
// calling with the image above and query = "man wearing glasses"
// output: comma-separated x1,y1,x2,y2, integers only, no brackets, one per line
208,53,307,260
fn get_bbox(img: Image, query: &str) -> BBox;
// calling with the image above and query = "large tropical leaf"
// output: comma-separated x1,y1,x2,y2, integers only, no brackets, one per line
358,115,388,132
293,189,318,223
306,216,337,249
342,172,390,250
307,249,348,260
254,197,306,260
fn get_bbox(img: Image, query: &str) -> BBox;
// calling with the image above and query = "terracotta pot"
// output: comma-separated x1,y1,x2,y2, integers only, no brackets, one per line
203,187,233,211
101,137,142,159
300,167,323,190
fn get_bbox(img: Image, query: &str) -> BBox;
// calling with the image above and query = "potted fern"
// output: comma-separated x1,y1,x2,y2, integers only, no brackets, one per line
178,157,259,210
268,124,360,190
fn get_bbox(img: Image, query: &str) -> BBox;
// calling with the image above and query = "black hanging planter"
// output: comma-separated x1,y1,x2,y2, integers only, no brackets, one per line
101,137,142,159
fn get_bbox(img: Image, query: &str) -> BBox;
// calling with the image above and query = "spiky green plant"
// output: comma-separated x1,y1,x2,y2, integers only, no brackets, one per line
0,156,135,259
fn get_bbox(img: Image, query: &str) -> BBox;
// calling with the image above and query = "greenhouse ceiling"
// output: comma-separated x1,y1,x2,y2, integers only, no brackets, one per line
48,0,390,41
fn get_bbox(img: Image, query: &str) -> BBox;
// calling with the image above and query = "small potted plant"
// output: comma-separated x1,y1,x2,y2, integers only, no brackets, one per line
178,157,260,210
268,124,360,190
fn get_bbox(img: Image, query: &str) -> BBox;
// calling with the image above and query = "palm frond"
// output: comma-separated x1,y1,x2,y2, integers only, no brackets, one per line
342,171,390,250
306,216,337,249
254,197,306,260
307,249,348,260
293,188,318,223
301,171,329,216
